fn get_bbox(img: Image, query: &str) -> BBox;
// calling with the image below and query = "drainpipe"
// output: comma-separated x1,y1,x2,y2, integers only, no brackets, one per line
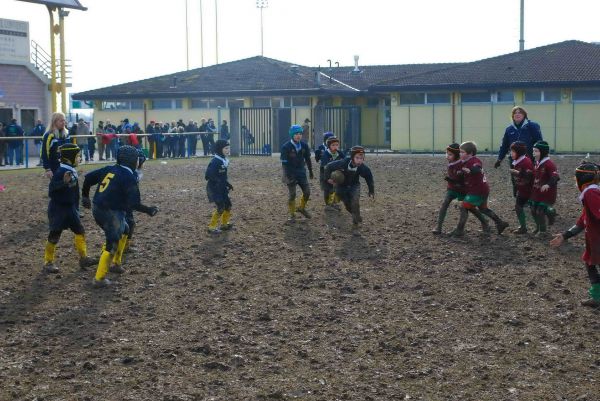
451,92,456,142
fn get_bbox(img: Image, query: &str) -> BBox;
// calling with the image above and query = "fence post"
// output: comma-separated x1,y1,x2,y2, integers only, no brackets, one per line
25,139,29,169
432,103,435,156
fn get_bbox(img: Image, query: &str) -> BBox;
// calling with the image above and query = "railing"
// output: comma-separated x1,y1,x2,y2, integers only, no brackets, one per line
30,40,72,82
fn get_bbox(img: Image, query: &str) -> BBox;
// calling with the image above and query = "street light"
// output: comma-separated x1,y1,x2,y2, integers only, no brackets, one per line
256,0,268,56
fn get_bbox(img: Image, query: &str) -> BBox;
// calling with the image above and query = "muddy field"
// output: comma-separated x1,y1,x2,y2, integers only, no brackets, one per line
0,154,598,401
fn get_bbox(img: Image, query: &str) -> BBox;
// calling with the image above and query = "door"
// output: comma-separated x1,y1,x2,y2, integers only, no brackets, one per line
240,107,272,156
273,108,291,151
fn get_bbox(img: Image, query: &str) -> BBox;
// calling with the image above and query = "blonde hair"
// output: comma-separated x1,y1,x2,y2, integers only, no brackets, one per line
511,106,528,120
49,112,66,132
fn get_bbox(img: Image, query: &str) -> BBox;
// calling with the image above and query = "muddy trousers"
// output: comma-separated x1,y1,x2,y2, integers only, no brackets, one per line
337,185,362,224
434,192,461,232
287,181,310,215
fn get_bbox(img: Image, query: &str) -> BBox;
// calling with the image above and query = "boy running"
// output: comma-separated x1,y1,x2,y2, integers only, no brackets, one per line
281,125,314,221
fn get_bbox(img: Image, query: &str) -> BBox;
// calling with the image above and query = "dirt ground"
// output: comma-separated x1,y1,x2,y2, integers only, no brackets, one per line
0,154,599,401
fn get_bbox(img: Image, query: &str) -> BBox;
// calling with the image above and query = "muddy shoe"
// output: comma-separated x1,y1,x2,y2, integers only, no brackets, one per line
324,204,336,212
479,223,492,234
535,231,551,239
352,214,363,225
207,227,222,234
512,226,528,234
496,221,509,235
297,208,312,219
92,278,112,288
331,203,341,211
580,298,600,307
221,223,234,231
431,228,442,235
109,264,125,274
448,228,464,237
43,263,59,273
79,256,98,269
287,214,296,223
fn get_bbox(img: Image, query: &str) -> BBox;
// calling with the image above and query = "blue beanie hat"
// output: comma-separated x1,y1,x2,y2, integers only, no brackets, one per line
289,125,303,138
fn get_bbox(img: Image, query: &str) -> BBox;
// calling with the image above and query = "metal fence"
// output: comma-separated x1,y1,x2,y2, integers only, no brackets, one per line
323,106,361,152
240,107,272,156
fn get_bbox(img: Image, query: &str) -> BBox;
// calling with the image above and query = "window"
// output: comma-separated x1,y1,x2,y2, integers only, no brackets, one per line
572,89,600,101
292,97,310,107
495,90,514,103
227,98,244,108
399,93,425,105
191,98,209,108
211,98,227,108
283,97,292,107
152,99,173,109
461,92,490,103
426,93,451,104
524,89,561,103
253,97,270,107
174,99,183,109
130,100,144,110
101,101,130,110
341,98,356,106
366,97,380,107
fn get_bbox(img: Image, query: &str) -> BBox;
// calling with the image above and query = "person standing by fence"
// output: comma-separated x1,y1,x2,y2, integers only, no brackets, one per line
75,119,91,162
0,122,6,166
5,119,24,166
31,119,45,166
96,121,105,161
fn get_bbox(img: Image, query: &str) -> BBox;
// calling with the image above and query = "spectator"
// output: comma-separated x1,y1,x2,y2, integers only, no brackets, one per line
206,118,217,154
199,118,210,156
220,120,229,140
31,119,45,166
155,122,165,158
104,120,118,161
75,118,91,162
5,118,24,166
41,112,70,177
177,123,187,157
96,121,106,161
87,126,96,161
146,120,156,159
0,122,6,166
125,123,140,149
186,119,197,157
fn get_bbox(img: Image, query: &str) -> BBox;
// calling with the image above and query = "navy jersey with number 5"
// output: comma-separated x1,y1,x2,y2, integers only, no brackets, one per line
82,165,143,211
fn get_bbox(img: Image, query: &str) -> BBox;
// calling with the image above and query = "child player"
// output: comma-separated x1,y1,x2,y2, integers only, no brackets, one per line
550,162,600,307
433,143,465,234
123,148,148,254
206,139,234,234
451,141,509,237
320,136,345,210
81,145,159,287
281,124,314,221
324,146,374,225
530,140,559,236
508,141,534,234
314,131,334,164
43,143,97,273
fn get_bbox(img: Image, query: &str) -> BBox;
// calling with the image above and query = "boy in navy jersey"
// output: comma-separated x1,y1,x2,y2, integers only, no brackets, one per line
43,143,97,273
82,145,159,287
281,125,314,221
206,140,234,233
320,136,345,209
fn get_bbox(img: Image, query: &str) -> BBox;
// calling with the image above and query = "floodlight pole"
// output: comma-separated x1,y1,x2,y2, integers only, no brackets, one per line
185,0,189,69
58,8,68,113
200,0,204,67
519,0,525,51
215,0,218,64
256,0,268,56
47,6,57,113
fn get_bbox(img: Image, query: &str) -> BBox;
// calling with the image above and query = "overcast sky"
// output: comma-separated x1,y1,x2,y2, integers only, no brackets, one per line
3,0,600,94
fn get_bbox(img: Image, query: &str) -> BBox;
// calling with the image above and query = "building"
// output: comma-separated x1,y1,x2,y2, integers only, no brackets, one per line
73,40,600,154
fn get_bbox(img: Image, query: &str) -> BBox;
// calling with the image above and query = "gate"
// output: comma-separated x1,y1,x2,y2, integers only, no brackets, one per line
240,107,272,156
323,106,361,152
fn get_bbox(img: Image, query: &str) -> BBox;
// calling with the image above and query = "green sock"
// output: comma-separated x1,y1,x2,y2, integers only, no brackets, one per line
589,283,600,301
517,209,527,227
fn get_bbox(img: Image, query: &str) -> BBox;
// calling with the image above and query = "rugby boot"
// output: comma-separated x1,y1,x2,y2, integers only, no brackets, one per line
43,262,59,274
79,256,98,269
207,227,222,234
109,264,125,274
448,208,468,237
352,213,363,225
92,278,112,288
512,226,528,234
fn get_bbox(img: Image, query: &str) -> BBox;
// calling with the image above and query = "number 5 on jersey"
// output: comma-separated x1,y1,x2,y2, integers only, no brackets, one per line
98,173,115,193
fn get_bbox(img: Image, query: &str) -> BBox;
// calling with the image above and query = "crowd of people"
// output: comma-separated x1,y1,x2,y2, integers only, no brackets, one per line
0,116,230,166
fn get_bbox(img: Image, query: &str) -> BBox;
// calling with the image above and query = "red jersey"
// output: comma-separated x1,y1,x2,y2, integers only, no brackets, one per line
128,133,140,147
462,156,489,196
511,155,534,199
576,185,600,265
446,159,464,193
530,158,559,204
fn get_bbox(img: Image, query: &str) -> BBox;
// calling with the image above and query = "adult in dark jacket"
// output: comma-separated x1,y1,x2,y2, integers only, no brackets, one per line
41,112,71,178
494,106,543,196
186,120,197,157
5,119,24,165
31,119,45,166
281,124,314,220
324,146,374,225
220,120,229,140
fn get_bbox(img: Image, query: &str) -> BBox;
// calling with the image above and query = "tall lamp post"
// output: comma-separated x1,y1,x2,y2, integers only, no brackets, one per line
200,0,204,67
215,0,219,64
256,0,268,56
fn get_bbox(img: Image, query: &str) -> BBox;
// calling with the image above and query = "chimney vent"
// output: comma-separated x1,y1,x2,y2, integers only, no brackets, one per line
352,55,360,73
170,76,177,89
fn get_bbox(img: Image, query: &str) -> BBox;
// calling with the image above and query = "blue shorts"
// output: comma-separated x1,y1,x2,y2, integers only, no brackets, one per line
92,205,128,246
48,200,84,234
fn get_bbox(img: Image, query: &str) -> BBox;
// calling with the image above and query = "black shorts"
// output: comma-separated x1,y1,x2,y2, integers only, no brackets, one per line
48,201,84,234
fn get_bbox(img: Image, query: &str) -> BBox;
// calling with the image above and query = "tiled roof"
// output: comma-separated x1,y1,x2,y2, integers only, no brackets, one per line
73,41,600,100
371,40,600,91
73,56,350,100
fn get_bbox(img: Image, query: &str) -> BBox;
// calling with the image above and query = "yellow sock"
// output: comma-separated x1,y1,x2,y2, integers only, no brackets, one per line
327,192,335,205
95,250,112,281
221,210,231,225
208,210,221,230
112,235,128,265
333,193,340,204
74,234,87,258
44,241,57,264
299,195,308,210
288,200,296,215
